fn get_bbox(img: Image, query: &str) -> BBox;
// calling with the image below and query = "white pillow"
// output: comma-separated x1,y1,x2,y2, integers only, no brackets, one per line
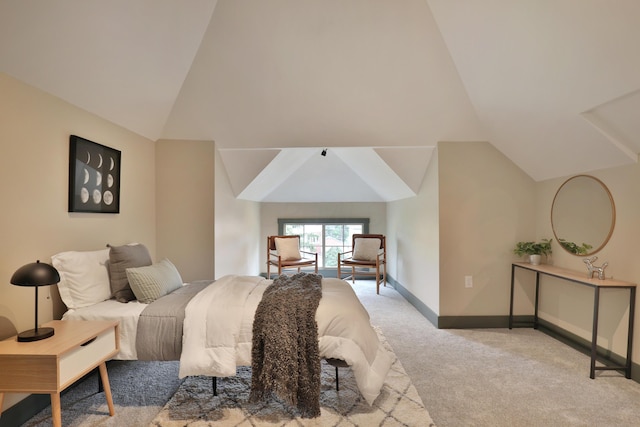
126,259,183,304
275,237,301,261
352,238,381,261
51,248,111,309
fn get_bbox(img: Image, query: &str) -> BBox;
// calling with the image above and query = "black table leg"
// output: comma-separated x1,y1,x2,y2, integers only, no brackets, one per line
509,264,515,329
590,287,600,379
626,287,636,379
534,272,540,329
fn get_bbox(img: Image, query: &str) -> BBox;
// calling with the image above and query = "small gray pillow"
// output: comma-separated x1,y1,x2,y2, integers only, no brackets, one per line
126,259,183,304
108,243,152,302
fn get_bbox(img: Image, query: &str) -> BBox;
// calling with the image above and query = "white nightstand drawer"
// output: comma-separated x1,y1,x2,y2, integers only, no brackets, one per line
59,327,116,388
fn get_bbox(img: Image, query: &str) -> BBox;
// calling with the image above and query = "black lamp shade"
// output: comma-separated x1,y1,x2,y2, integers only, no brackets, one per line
11,260,60,287
10,260,60,342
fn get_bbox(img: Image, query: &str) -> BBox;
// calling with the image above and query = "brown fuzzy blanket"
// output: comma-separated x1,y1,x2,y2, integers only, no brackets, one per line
249,272,323,418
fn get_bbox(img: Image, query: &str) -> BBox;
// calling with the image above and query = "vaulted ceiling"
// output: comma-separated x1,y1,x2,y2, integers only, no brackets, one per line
1,1,638,202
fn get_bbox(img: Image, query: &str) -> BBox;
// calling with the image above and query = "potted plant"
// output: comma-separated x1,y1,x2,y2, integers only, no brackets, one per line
513,238,553,265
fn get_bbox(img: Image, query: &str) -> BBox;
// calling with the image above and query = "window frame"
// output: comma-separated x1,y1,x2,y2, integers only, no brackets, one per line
277,218,370,268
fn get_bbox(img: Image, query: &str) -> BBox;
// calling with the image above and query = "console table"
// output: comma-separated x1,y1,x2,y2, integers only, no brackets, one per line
509,262,636,379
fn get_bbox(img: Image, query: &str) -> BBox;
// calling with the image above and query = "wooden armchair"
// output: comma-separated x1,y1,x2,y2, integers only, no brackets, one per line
267,235,318,279
337,234,386,294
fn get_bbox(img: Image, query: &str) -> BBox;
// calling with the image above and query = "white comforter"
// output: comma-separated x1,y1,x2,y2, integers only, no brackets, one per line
179,275,392,405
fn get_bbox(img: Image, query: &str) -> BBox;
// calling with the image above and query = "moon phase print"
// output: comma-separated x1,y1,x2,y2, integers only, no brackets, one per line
68,135,121,213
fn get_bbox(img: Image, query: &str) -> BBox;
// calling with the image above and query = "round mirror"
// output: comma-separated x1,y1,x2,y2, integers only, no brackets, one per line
551,175,615,256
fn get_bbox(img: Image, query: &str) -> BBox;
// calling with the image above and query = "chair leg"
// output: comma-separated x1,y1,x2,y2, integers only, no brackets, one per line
383,264,387,287
212,377,217,396
335,366,340,391
351,267,356,284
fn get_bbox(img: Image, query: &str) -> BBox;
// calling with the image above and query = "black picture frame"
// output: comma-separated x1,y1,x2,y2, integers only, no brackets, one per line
68,135,121,213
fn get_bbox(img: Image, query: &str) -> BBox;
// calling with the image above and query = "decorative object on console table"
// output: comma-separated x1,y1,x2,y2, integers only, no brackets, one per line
68,135,121,213
512,239,553,265
583,256,608,280
10,260,60,342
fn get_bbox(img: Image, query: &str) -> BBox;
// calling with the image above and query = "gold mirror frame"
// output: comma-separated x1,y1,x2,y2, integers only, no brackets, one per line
551,175,615,256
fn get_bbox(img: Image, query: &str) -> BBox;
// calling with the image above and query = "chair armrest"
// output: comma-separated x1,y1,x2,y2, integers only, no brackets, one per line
338,250,353,263
300,250,318,263
268,252,281,262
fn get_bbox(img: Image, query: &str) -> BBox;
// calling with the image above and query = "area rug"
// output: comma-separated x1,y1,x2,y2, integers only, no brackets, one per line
149,328,435,426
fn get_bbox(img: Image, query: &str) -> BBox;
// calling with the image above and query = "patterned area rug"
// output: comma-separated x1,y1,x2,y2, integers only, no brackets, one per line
150,329,435,426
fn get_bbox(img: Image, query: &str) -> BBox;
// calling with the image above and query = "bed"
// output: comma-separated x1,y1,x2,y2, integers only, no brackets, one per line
53,244,393,407
61,280,211,361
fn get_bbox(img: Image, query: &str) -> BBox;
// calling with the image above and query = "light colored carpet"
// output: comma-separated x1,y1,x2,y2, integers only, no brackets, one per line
355,281,640,427
150,328,435,426
22,360,183,427
19,280,640,426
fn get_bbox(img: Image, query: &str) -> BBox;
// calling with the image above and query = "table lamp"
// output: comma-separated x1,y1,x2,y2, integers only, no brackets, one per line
10,260,61,342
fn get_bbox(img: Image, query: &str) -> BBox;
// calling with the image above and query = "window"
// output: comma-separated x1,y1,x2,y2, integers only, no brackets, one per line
278,218,369,268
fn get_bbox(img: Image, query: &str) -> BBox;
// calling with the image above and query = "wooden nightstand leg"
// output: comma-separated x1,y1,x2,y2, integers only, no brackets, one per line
0,391,4,416
98,362,115,416
50,392,62,427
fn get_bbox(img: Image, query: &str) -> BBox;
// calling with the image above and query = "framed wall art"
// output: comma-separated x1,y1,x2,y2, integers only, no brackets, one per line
68,135,121,213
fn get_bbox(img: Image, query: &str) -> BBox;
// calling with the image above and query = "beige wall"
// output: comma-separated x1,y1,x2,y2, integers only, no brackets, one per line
259,202,387,274
214,147,261,278
436,141,536,316
387,148,440,313
390,139,640,366
0,73,156,410
534,164,640,362
156,139,215,282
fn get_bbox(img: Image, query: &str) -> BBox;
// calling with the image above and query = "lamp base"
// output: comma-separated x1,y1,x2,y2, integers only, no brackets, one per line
17,327,54,342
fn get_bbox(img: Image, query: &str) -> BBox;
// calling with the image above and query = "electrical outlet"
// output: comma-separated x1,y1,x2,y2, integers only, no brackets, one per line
465,275,473,288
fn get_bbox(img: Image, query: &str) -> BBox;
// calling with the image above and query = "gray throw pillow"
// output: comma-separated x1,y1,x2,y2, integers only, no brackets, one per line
108,243,152,302
126,259,183,304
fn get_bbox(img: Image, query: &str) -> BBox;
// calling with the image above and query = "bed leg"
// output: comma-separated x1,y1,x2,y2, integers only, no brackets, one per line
325,358,348,391
212,377,217,396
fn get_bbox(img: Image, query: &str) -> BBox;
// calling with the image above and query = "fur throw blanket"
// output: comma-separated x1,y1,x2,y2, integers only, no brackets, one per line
249,272,323,418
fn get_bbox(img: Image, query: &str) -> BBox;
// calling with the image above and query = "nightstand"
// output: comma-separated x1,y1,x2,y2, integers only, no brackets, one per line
0,320,119,427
